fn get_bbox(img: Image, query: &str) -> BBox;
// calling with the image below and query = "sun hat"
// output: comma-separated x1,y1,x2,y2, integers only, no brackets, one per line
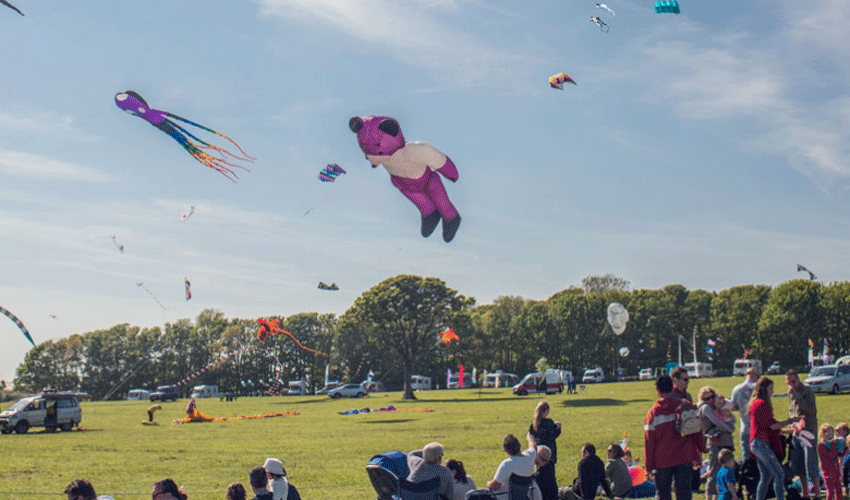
263,458,286,476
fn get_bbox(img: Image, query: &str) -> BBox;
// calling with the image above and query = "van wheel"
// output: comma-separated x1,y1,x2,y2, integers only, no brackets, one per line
832,384,840,395
332,393,342,399
517,390,527,396
45,426,57,433
60,422,73,432
15,421,29,434
1,428,11,435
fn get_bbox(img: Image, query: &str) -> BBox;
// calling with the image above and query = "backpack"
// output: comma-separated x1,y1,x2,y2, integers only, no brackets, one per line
675,400,701,436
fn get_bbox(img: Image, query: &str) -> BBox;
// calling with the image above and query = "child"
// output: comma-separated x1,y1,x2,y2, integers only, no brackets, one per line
836,423,849,497
716,449,738,500
622,448,638,468
817,423,846,500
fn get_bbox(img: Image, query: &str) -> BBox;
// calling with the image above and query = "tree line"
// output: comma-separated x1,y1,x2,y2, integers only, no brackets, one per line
12,274,850,400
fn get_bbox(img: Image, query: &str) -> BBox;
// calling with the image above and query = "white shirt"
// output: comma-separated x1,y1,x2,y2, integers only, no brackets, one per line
492,447,537,497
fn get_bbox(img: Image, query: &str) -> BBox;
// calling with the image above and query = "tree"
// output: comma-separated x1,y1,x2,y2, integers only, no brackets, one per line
339,275,472,399
758,280,824,368
582,274,631,295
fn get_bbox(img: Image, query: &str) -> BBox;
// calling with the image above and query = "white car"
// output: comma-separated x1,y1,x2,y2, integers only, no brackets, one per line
327,384,368,399
639,368,654,381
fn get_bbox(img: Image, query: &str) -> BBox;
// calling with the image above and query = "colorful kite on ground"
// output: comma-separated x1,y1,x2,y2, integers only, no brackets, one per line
350,116,461,242
257,319,329,356
590,16,609,32
111,234,124,253
655,0,680,14
174,409,299,424
137,282,166,309
440,328,459,345
1,0,23,15
607,302,629,335
796,264,817,281
319,163,346,182
180,204,195,221
318,282,339,291
115,91,254,182
185,278,192,301
339,405,433,415
549,73,577,90
0,306,35,346
597,3,616,16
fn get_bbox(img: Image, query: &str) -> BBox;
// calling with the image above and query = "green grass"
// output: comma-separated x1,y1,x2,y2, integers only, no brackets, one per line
2,377,849,500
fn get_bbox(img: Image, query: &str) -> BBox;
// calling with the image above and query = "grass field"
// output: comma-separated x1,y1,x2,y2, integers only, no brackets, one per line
2,377,849,500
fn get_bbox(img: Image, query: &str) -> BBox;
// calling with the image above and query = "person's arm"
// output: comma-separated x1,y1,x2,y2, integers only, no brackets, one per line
599,462,612,498
727,480,738,500
702,405,735,433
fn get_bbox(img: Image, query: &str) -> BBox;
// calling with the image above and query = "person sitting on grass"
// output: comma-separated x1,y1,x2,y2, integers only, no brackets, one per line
605,444,633,498
487,433,538,498
248,466,272,500
264,457,301,500
409,441,455,500
226,483,247,500
64,478,97,500
151,478,188,500
446,458,477,500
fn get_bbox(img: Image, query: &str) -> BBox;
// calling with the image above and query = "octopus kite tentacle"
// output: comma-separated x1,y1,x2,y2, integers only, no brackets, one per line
257,319,329,357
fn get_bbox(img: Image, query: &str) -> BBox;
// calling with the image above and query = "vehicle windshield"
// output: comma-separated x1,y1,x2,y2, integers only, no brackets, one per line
6,398,35,412
809,366,836,377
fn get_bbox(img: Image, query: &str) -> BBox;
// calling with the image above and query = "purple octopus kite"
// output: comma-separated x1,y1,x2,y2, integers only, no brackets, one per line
349,116,461,242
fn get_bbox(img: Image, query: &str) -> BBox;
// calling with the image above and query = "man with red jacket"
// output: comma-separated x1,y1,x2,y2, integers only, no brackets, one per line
645,375,706,500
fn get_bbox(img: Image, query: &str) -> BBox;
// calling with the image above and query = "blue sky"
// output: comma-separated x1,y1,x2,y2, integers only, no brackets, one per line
1,0,849,382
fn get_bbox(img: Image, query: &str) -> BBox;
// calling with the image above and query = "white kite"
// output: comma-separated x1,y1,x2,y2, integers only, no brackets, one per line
597,3,616,16
607,302,629,335
180,204,195,221
619,347,630,357
590,16,609,32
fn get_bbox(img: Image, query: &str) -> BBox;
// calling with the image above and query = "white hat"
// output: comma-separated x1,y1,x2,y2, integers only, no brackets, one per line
264,457,286,476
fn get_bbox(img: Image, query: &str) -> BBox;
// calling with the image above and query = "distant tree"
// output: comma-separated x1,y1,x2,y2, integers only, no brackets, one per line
758,280,824,368
582,274,631,295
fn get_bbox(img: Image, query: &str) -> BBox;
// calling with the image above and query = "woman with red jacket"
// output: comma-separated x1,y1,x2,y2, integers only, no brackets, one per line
749,377,800,500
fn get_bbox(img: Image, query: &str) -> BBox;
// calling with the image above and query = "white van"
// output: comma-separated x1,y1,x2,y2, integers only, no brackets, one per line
582,368,605,383
127,388,151,400
190,385,219,398
684,362,714,378
410,375,432,391
483,371,519,388
513,371,564,395
448,373,472,389
733,359,762,377
0,390,86,434
287,379,311,395
639,368,654,381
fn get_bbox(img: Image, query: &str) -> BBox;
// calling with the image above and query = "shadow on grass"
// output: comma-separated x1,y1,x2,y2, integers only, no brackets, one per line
268,398,333,405
559,398,652,407
358,419,415,424
408,397,519,403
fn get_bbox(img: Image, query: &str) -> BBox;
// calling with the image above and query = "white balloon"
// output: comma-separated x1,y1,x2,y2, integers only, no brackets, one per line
607,302,629,335
619,347,630,357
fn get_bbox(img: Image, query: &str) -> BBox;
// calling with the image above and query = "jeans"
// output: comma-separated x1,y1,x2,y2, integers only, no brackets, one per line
740,419,751,460
790,434,820,484
750,438,785,500
654,463,693,500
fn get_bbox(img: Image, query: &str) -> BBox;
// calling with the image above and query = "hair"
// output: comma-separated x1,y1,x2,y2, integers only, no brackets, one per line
582,443,596,456
718,449,735,465
152,478,187,500
748,377,774,416
532,401,550,432
819,423,835,443
503,434,522,456
836,423,850,438
671,367,688,380
446,459,469,483
537,445,552,463
623,447,632,458
655,375,673,394
698,386,717,406
785,369,799,379
226,483,247,500
607,443,625,459
65,479,97,500
423,442,445,464
249,467,268,489
745,367,759,378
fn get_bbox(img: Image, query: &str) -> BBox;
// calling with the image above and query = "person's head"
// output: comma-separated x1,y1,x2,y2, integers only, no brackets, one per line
607,443,625,460
718,449,735,468
65,478,97,500
749,377,774,415
745,367,759,381
698,386,717,407
503,434,522,456
655,375,673,396
249,466,268,490
446,459,468,482
819,423,835,442
836,423,849,439
671,367,689,391
581,443,596,457
226,483,247,500
263,458,286,479
423,442,445,464
533,400,550,430
536,445,552,467
152,478,187,500
786,370,801,389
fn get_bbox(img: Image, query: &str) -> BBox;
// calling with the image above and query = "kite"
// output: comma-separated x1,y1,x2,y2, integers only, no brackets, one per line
318,282,339,291
590,16,609,32
185,278,192,301
440,328,459,345
180,204,195,221
257,319,329,357
49,314,57,319
350,116,461,242
607,302,629,335
549,73,576,90
796,264,817,281
1,0,23,16
115,91,254,182
319,163,346,182
597,3,616,16
137,282,166,309
655,0,680,14
0,306,35,346
619,347,630,357
174,410,299,424
111,235,124,253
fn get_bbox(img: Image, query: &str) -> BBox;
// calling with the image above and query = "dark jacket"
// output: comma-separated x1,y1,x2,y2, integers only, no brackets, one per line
576,454,611,500
529,418,562,463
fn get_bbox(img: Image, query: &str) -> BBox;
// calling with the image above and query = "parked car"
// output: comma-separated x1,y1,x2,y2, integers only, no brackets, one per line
0,390,87,434
149,385,180,402
582,367,605,383
767,361,782,375
327,383,368,399
639,368,654,381
804,364,850,394
317,382,342,395
190,385,219,398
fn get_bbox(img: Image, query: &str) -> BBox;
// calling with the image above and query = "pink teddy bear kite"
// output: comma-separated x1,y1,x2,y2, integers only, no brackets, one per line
349,116,461,243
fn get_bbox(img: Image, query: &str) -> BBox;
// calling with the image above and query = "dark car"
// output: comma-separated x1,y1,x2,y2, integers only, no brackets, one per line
149,385,180,402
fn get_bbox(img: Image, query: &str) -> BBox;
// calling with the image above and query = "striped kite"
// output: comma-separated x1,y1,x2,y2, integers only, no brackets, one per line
1,306,34,346
1,1,23,16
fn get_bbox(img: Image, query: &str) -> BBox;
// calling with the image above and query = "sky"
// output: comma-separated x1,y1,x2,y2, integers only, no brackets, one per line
1,0,849,383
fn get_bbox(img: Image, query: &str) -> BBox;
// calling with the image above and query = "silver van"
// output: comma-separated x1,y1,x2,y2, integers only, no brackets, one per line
804,364,850,394
0,390,85,434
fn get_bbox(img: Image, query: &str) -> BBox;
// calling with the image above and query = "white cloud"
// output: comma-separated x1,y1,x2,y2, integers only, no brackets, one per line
0,149,115,182
0,112,78,134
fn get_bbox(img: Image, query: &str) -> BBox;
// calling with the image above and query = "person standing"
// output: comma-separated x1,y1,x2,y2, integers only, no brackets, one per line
645,375,706,500
671,367,694,403
529,401,561,500
698,386,735,500
731,367,759,461
749,377,799,500
787,370,820,499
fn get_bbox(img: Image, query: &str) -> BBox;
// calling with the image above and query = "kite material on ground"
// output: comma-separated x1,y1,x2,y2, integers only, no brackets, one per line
180,204,195,221
796,264,817,281
137,282,166,310
174,408,299,424
1,0,23,15
549,73,576,90
607,302,629,335
350,116,461,243
115,91,254,182
590,16,609,32
655,0,680,14
319,163,346,182
185,278,192,301
339,405,433,415
440,328,459,345
257,319,329,357
111,235,124,253
0,306,35,346
597,3,616,16
318,282,339,291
